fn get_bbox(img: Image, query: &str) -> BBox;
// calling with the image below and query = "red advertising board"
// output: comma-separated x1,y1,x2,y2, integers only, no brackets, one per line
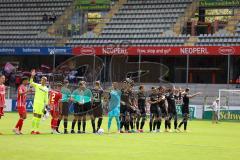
72,46,240,56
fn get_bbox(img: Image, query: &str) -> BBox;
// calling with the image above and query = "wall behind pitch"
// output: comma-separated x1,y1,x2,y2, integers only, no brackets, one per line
203,106,240,121
5,99,204,119
11,99,33,112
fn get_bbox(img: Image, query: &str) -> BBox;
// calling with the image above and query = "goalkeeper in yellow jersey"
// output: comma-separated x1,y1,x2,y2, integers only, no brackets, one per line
30,69,49,135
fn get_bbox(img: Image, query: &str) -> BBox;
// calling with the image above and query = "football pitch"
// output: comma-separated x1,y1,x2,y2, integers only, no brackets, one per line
0,113,240,160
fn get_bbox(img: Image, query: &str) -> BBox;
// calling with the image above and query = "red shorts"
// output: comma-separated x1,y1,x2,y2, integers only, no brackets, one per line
18,106,27,116
0,107,4,117
50,110,59,118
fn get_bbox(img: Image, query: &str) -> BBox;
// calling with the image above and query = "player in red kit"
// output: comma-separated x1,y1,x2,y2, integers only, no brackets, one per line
0,74,6,135
0,74,6,118
13,77,29,135
49,82,62,134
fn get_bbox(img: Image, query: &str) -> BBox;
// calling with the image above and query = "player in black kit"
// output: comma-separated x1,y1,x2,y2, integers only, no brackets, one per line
127,85,137,133
158,86,169,132
148,87,161,132
165,87,178,132
136,85,146,132
178,88,201,132
91,81,104,133
120,82,130,133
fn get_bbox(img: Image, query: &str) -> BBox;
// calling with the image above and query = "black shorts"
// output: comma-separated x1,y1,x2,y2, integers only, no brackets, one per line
150,105,161,117
92,103,103,117
168,108,176,115
120,105,127,115
182,113,189,119
169,112,177,117
182,105,189,115
160,107,168,118
138,106,146,115
169,112,177,120
138,108,146,117
61,102,69,116
127,106,136,115
73,103,82,116
83,102,92,115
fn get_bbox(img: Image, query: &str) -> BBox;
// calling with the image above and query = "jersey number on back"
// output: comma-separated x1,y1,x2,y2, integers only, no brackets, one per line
93,93,100,101
51,93,56,103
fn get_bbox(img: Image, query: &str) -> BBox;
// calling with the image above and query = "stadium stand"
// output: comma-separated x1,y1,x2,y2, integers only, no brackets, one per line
0,0,73,47
66,0,193,47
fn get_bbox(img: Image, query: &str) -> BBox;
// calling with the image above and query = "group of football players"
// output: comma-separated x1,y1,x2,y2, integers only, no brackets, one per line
0,70,201,135
117,79,201,133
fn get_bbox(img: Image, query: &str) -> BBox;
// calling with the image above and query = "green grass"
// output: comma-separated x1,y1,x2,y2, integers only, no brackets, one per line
0,113,240,160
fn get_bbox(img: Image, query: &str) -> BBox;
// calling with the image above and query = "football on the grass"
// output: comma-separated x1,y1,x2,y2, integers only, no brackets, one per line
98,129,104,135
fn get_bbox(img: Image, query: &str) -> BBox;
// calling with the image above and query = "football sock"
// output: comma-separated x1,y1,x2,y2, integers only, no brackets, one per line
120,121,124,130
149,121,153,132
50,119,53,129
184,121,188,130
174,120,178,129
115,116,120,131
153,120,157,130
97,118,102,130
77,120,81,132
71,119,76,130
91,119,96,132
140,119,145,130
19,119,24,131
63,119,68,131
53,119,58,130
108,116,113,130
136,121,139,130
125,121,129,131
157,120,161,130
168,121,171,129
165,120,168,129
130,121,134,130
32,117,36,131
15,118,23,129
178,121,184,128
56,119,61,131
32,117,40,131
35,118,40,131
82,121,86,132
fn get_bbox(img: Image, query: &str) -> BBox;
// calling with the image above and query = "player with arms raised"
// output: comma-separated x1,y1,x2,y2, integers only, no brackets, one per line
30,69,49,135
178,88,201,132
